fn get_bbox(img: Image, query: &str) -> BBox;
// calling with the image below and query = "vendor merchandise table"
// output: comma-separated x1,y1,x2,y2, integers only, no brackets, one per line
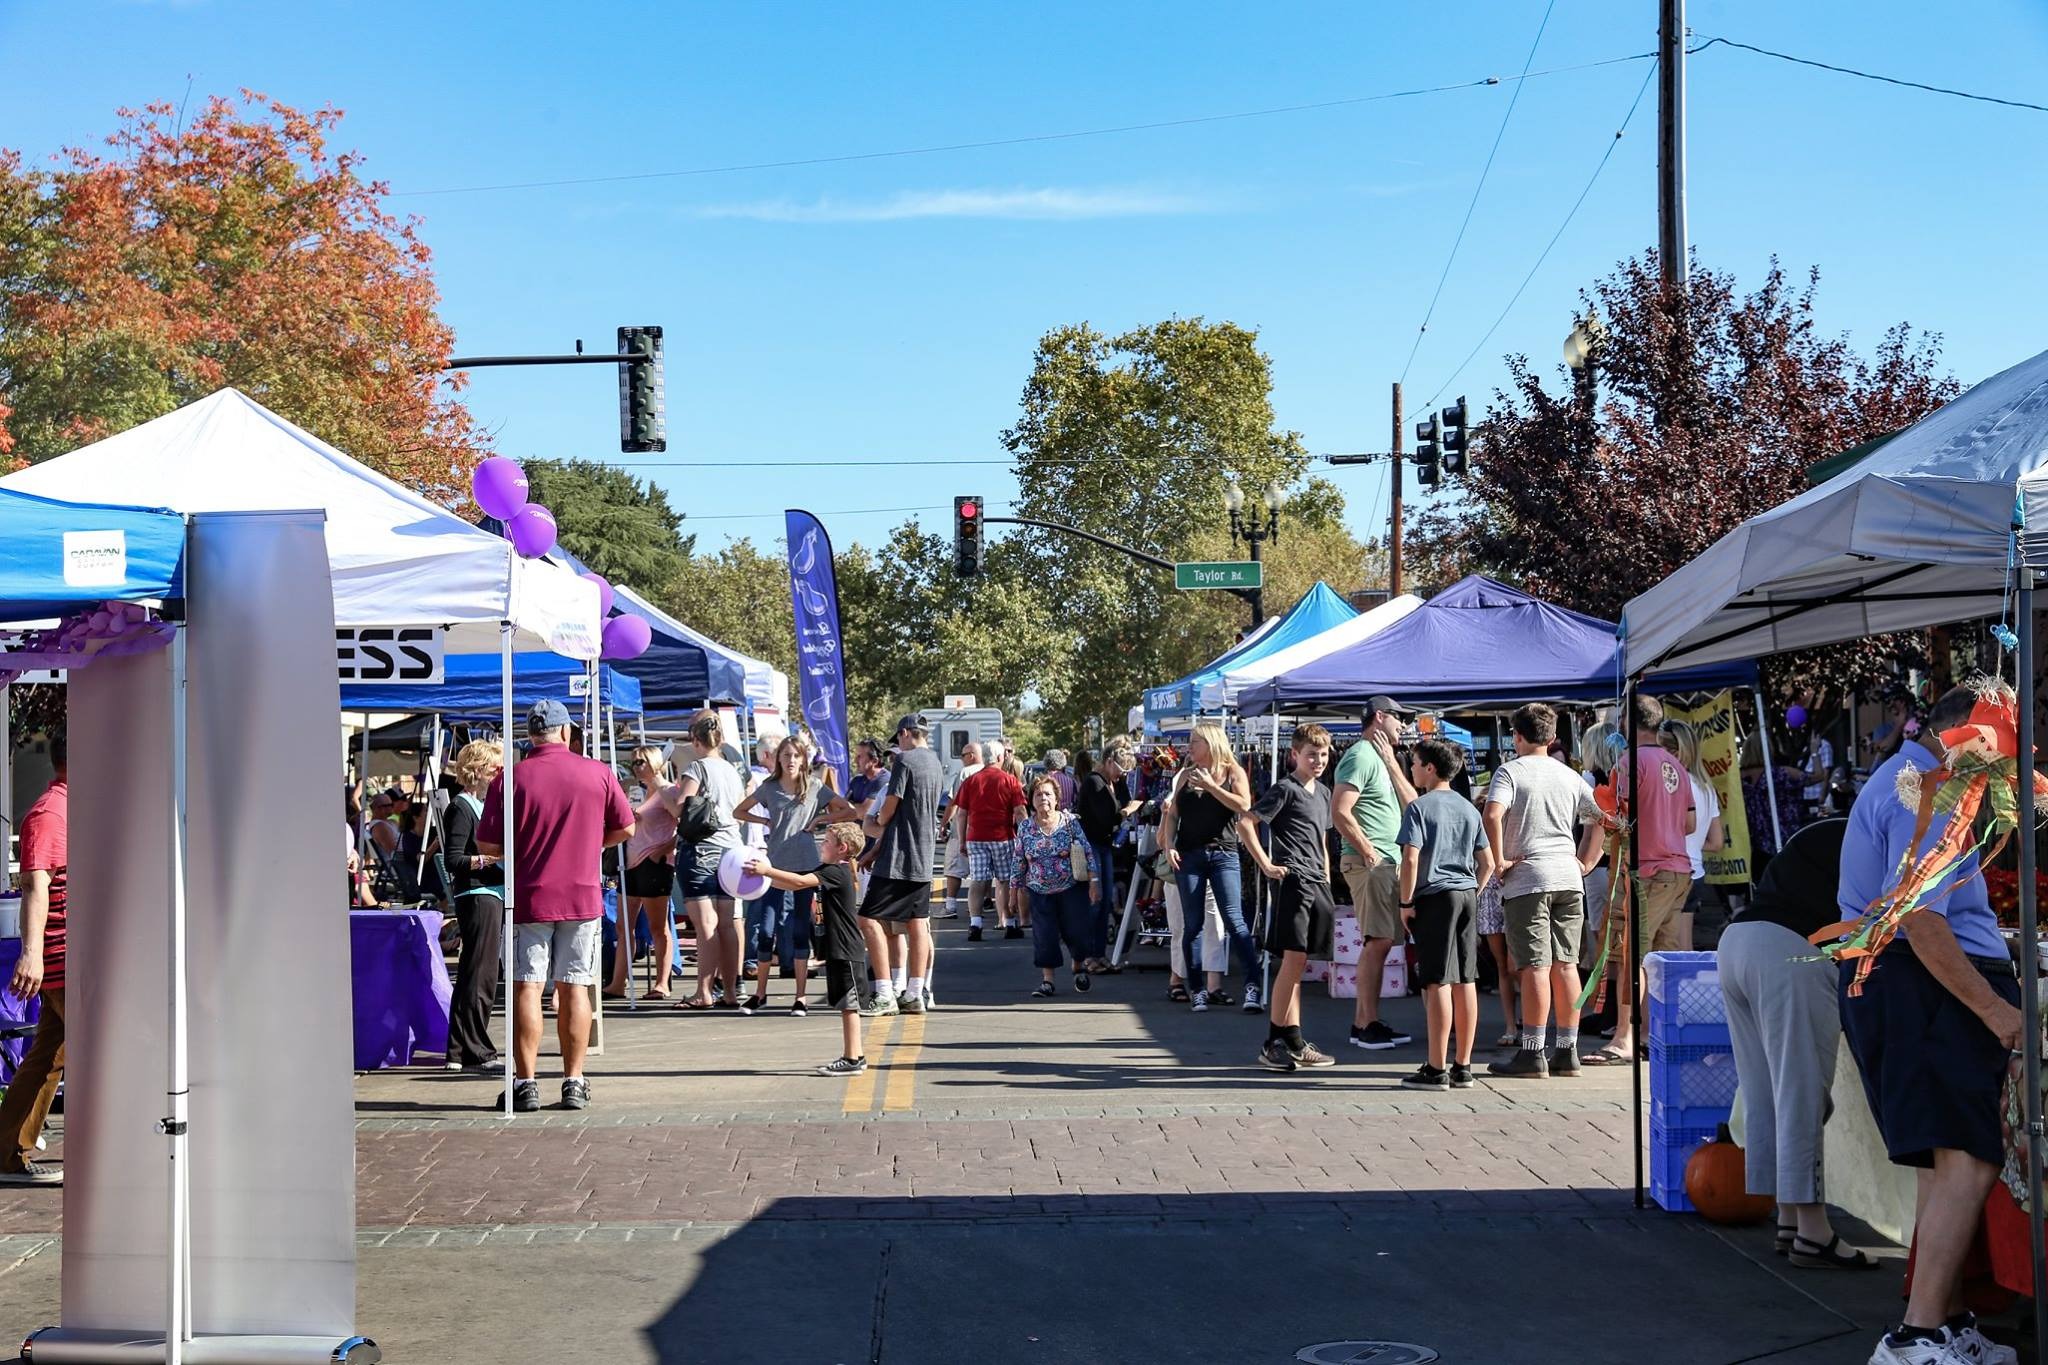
350,909,452,1070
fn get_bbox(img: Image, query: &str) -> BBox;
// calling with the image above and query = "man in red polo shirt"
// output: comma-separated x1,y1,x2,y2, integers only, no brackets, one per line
0,736,68,1184
479,700,634,1112
954,742,1026,942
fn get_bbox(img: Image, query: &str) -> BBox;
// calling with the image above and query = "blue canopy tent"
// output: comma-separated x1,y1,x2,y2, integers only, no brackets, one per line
339,650,643,717
0,487,185,618
1237,575,1757,715
1143,582,1359,727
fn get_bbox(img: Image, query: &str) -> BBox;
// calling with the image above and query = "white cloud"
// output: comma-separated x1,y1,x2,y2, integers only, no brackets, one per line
690,186,1215,223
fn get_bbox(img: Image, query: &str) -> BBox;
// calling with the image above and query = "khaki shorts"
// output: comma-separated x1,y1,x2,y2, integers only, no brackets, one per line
1503,889,1585,971
1340,851,1403,941
514,918,601,986
1637,870,1691,953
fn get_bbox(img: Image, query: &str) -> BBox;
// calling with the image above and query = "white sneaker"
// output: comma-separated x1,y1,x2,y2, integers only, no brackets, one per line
1950,1321,2018,1365
1191,990,1210,1013
1870,1329,1970,1364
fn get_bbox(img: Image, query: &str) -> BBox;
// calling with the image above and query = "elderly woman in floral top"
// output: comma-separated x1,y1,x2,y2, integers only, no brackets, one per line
1014,774,1100,998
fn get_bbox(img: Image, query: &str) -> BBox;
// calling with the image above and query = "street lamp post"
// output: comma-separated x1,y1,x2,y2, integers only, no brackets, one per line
1564,314,1607,456
1226,478,1285,627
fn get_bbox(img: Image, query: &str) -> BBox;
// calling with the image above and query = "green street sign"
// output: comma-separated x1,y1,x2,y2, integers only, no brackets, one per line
1175,560,1262,591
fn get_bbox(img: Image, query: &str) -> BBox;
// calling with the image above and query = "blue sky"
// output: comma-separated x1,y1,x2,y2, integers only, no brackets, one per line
3,0,2044,557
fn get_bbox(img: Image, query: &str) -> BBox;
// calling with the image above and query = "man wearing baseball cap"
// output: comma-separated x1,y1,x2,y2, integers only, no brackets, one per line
1334,696,1422,1050
478,698,635,1112
852,713,944,1015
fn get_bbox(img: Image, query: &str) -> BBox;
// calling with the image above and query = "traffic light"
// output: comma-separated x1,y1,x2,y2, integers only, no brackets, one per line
617,326,666,454
1440,395,1469,476
954,495,984,577
1414,414,1442,489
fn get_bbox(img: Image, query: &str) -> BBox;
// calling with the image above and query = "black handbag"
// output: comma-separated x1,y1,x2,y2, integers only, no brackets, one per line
675,793,723,844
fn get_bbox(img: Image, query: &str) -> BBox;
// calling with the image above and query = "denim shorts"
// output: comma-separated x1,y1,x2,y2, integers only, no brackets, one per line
677,843,727,900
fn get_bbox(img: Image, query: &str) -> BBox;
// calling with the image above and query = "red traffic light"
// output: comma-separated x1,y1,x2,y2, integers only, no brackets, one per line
960,501,979,518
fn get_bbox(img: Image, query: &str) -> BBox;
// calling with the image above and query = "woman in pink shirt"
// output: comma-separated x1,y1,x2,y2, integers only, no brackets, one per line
607,746,681,1000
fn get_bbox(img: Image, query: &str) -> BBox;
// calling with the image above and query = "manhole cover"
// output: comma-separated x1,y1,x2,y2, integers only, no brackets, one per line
1295,1346,1440,1365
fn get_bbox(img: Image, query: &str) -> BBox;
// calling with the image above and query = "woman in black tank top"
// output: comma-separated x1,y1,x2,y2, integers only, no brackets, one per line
1158,722,1262,1010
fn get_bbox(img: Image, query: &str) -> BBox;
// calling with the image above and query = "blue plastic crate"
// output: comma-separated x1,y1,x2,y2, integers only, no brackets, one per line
1650,1114,1723,1213
1646,950,1732,1047
1649,1037,1740,1117
1652,1096,1730,1137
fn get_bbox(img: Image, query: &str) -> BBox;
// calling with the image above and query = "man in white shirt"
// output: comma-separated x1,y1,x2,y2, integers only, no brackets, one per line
1484,704,1607,1079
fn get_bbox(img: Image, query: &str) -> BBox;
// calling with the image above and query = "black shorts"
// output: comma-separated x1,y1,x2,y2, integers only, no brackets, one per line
623,858,674,900
1411,888,1479,986
1263,873,1335,958
1841,945,2020,1169
859,875,931,923
825,959,863,1013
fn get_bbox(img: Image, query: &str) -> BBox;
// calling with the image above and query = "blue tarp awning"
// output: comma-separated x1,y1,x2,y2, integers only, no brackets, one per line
340,650,642,717
1238,575,1757,716
1145,582,1360,723
0,488,184,618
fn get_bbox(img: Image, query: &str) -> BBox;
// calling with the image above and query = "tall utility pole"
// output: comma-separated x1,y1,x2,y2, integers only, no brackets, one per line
1658,0,1688,289
1389,382,1406,596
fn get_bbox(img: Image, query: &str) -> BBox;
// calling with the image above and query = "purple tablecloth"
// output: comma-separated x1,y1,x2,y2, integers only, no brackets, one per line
0,939,40,1083
350,910,452,1070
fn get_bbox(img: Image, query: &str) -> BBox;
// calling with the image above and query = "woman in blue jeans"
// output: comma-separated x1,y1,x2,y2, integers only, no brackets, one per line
1158,721,1259,1012
1015,776,1101,997
732,734,826,1015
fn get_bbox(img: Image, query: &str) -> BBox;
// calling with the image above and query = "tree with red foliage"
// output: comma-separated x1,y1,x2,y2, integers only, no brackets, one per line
0,92,482,496
1412,253,1958,624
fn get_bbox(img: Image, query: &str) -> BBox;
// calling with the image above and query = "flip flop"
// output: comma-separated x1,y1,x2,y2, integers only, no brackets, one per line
1581,1046,1633,1066
673,998,715,1011
643,987,670,1001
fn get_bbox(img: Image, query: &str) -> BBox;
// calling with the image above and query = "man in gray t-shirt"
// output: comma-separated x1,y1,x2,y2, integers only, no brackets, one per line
1484,703,1607,1079
848,714,943,1016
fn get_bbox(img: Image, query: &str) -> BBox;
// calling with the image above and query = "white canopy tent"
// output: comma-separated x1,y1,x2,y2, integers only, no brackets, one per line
3,389,605,1120
1206,592,1424,711
1620,345,2048,1342
612,583,790,716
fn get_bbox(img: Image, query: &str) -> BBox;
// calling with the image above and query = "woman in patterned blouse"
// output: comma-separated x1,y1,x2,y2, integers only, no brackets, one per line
1014,775,1100,998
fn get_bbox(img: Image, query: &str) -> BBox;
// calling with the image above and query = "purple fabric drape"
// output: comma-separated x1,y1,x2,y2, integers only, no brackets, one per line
349,910,452,1069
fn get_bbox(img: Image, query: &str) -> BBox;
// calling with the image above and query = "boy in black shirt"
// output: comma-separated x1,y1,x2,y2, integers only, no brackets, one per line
749,822,870,1075
1239,724,1338,1072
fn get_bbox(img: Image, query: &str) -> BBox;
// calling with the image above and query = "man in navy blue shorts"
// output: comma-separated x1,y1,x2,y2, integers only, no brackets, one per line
1837,684,2021,1365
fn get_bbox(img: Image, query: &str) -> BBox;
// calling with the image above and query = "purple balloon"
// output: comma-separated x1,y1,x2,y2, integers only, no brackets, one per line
471,457,530,522
1786,704,1808,730
600,613,652,661
507,503,557,558
580,571,615,618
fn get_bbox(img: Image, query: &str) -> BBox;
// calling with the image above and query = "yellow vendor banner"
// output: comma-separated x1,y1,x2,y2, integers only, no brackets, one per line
1663,690,1752,885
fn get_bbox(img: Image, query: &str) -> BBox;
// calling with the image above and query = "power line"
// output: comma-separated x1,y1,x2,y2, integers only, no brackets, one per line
1397,0,1559,386
1422,59,1659,409
392,50,1654,199
681,502,959,522
1689,35,2048,115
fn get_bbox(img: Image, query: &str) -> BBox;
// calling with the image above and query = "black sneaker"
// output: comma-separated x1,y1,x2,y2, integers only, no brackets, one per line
737,994,768,1016
0,1160,62,1186
1489,1047,1551,1079
1258,1039,1299,1072
1351,1020,1406,1050
968,925,984,942
789,999,809,1017
513,1078,542,1113
818,1056,868,1076
561,1077,591,1110
1073,971,1091,993
1004,925,1024,940
1549,1044,1581,1076
1448,1063,1475,1089
1400,1064,1450,1091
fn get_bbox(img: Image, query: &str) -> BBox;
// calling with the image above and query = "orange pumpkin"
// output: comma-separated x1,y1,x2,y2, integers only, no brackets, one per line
1684,1126,1776,1224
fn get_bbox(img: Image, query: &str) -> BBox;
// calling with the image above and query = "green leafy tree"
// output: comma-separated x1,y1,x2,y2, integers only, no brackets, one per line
1002,318,1376,736
655,537,797,682
523,458,692,593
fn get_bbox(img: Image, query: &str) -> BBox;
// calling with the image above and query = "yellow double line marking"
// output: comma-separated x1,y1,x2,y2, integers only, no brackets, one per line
840,1012,924,1114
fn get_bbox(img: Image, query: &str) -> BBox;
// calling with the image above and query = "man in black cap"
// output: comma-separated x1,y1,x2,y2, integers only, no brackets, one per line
1333,695,1420,1050
852,713,943,1016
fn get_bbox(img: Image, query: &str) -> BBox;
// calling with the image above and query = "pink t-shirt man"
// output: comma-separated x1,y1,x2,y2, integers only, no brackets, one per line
1617,744,1695,877
479,742,634,924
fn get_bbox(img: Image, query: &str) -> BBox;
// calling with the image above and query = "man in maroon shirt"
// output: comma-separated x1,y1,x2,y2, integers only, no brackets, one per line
479,700,634,1112
0,736,67,1184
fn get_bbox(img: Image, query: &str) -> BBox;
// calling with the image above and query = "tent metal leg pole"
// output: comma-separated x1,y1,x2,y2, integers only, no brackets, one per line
587,663,604,1058
1626,679,1644,1210
1264,710,1279,1000
501,625,517,1119
1752,690,1784,853
2015,575,2047,1358
167,622,192,1360
1111,859,1142,970
357,713,371,864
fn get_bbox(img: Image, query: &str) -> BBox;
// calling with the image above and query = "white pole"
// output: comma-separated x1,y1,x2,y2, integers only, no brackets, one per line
166,620,192,1360
500,624,517,1118
1752,690,1784,854
356,712,372,869
587,660,604,1057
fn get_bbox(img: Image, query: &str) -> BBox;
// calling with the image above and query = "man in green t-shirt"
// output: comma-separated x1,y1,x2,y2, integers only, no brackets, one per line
1333,695,1420,1050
